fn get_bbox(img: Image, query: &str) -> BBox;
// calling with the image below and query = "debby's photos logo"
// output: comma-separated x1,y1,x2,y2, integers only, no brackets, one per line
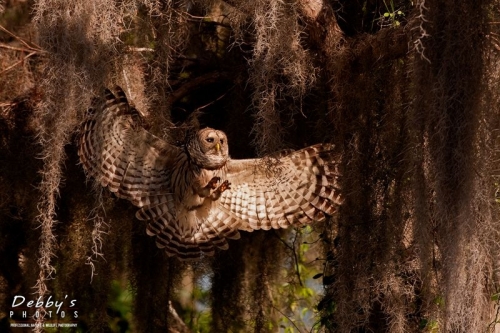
9,295,79,328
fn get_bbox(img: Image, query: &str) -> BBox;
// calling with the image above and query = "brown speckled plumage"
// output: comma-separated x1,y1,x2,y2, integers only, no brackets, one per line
78,87,343,260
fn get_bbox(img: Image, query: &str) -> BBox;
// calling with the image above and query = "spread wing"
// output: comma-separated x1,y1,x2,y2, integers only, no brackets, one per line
78,88,190,256
78,87,179,227
199,145,342,235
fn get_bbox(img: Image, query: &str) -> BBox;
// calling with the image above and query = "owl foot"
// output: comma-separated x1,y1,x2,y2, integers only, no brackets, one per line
209,180,231,201
217,180,231,193
208,177,221,190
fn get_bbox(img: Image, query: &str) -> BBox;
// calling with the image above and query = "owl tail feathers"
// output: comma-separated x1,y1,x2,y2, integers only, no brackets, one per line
145,219,235,261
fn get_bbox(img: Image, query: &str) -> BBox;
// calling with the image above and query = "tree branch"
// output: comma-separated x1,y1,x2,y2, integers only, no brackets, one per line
168,301,192,333
0,52,37,75
0,24,45,53
301,1,415,74
348,25,412,73
272,230,304,287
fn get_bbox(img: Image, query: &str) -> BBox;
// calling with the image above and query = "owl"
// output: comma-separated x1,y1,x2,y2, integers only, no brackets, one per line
78,87,342,260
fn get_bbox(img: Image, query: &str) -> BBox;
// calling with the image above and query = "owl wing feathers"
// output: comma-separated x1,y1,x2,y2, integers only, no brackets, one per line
143,200,238,260
215,146,342,233
79,87,342,260
78,88,178,210
79,88,203,259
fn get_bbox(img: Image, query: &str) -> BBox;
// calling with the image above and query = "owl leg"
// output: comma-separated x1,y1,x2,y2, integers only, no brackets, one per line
195,177,222,198
197,177,231,200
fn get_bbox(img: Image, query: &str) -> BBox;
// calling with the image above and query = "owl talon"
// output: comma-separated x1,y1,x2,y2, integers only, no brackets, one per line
218,180,231,193
208,177,220,189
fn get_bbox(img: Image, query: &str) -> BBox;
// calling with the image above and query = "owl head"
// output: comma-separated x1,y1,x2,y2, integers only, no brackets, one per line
186,127,229,169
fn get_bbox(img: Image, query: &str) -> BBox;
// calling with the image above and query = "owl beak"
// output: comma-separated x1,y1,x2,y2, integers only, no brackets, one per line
215,143,221,152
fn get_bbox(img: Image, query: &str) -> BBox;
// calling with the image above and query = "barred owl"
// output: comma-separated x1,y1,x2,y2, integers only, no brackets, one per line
78,87,342,260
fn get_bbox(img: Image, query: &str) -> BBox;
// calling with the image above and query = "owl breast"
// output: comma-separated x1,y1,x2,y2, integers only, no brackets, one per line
187,168,221,209
173,162,224,234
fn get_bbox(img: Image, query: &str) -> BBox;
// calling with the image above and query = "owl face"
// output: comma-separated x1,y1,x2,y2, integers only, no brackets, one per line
187,128,229,169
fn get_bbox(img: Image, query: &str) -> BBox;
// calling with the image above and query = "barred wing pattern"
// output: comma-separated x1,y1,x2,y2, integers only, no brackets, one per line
218,148,342,233
78,89,178,207
78,87,342,260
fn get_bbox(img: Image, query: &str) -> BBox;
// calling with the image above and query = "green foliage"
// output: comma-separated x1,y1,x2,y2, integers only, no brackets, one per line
379,0,406,27
181,274,212,332
274,226,323,331
108,280,134,333
420,318,439,332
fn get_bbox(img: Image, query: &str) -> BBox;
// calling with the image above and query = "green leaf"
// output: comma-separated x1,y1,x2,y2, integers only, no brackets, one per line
317,298,327,311
434,295,445,306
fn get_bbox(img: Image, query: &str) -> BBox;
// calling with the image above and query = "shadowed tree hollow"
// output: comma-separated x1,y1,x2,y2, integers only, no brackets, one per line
1,0,500,332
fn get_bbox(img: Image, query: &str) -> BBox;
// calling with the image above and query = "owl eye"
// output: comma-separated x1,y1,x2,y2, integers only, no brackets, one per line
220,139,224,145
206,137,214,143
